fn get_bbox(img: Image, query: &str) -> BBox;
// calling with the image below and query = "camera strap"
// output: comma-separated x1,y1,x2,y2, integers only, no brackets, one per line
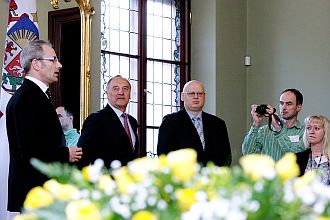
268,113,283,132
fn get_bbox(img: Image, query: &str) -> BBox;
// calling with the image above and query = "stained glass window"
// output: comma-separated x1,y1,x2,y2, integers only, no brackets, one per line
101,0,190,157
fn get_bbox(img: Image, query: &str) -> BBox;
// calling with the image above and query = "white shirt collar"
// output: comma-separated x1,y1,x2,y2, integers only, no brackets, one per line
314,155,329,164
25,76,49,93
186,109,202,120
108,103,125,118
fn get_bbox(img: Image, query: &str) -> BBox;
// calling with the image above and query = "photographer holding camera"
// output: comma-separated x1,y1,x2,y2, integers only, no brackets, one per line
242,88,306,161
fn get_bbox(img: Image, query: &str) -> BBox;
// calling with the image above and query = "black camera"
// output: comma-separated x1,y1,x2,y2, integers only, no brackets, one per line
255,104,269,115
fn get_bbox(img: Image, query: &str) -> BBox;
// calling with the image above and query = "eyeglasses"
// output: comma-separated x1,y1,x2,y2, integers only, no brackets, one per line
35,56,59,63
185,92,205,97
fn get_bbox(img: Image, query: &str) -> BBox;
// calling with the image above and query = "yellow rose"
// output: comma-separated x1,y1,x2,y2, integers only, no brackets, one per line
294,170,317,190
132,210,158,220
81,160,104,183
128,157,157,182
14,213,37,220
44,179,79,201
275,153,300,182
157,154,168,168
66,199,101,220
316,216,330,220
98,174,115,192
175,188,197,211
113,167,133,194
239,154,275,181
82,166,91,181
24,186,53,209
167,149,197,181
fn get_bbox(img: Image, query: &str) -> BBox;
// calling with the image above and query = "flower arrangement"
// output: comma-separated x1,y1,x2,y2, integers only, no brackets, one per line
15,149,330,220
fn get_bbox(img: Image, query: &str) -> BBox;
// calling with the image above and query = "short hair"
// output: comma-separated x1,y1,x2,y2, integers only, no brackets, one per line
63,106,74,118
57,105,73,118
303,115,330,156
106,75,131,91
281,88,303,105
20,40,52,73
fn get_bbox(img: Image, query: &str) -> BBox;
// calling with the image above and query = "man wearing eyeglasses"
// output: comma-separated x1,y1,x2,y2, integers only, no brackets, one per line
6,40,82,214
157,80,232,167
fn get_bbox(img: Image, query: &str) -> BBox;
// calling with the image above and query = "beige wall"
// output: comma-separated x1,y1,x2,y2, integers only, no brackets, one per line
216,0,247,164
247,0,330,124
191,0,247,164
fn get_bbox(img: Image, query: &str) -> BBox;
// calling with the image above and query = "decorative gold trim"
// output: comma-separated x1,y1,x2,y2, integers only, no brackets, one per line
49,0,59,9
50,0,94,129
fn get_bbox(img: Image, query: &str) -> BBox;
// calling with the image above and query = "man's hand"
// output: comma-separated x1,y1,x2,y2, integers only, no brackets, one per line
68,146,83,162
270,113,282,132
251,104,263,127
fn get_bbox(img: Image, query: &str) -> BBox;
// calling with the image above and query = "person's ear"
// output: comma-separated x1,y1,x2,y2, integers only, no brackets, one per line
31,59,41,71
180,92,184,101
297,104,302,112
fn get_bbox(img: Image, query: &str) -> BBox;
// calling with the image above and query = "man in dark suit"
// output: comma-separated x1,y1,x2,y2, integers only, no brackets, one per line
78,75,139,169
157,80,232,166
6,40,82,213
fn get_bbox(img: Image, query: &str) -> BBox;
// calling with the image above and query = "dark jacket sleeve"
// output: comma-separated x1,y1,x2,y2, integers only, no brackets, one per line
295,148,311,176
204,115,232,166
157,114,177,155
77,113,102,168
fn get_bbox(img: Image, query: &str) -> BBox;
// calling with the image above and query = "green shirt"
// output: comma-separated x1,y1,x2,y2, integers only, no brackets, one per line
242,120,305,161
64,128,80,146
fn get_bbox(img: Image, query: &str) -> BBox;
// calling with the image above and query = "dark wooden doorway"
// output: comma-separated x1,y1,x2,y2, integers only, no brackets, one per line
48,7,81,130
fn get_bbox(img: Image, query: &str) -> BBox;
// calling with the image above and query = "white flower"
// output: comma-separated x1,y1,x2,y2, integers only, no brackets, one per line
110,160,122,169
313,201,325,214
164,184,174,193
91,190,102,200
247,200,260,212
157,199,168,210
253,182,264,192
195,191,207,202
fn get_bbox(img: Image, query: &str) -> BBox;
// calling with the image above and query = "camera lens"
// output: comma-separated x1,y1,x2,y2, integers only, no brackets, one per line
256,104,268,115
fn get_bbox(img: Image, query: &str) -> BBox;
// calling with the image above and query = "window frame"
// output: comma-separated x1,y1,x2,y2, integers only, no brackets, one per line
100,0,191,157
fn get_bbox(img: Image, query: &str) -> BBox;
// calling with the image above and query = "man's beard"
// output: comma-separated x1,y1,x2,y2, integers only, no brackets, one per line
281,112,297,121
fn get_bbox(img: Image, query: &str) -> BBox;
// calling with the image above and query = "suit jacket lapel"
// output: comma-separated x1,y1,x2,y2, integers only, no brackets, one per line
201,112,209,146
105,105,137,151
182,109,204,151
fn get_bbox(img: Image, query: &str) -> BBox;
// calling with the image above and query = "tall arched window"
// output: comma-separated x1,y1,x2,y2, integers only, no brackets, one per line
101,0,190,157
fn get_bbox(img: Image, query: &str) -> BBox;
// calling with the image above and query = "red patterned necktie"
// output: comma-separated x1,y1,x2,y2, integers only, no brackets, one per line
122,113,134,150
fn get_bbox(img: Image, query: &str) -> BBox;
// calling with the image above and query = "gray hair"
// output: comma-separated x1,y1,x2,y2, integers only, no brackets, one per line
20,40,52,73
106,75,131,91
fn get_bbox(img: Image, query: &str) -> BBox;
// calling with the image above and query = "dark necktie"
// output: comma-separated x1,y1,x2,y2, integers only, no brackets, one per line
122,113,134,150
45,88,54,106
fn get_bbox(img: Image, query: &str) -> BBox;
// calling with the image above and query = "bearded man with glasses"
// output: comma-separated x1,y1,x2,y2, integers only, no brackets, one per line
157,80,232,167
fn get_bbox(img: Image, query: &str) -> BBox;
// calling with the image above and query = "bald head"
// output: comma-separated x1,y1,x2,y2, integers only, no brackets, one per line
181,80,206,115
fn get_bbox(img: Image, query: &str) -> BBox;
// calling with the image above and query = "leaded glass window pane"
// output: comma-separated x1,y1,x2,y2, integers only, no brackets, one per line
101,0,188,158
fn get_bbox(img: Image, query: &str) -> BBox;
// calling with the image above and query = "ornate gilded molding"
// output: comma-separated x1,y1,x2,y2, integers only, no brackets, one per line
50,0,94,128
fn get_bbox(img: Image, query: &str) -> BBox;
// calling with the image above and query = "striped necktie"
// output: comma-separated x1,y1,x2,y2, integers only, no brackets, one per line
192,116,205,150
45,88,54,106
122,113,134,150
